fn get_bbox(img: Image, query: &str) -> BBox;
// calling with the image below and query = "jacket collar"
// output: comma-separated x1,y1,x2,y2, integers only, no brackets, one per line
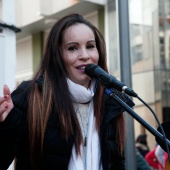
35,74,44,90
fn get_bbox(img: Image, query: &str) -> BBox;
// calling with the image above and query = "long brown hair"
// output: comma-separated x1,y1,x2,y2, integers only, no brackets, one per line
27,13,125,166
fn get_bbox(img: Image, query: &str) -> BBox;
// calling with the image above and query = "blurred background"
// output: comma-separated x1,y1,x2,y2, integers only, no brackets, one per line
0,0,170,169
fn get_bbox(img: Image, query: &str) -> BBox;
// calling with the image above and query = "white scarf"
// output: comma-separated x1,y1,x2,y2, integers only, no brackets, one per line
67,79,103,170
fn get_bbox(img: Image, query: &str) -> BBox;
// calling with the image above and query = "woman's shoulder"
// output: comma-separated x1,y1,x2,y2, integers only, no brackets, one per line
105,90,135,108
102,91,135,123
16,80,32,90
11,81,33,107
12,81,32,95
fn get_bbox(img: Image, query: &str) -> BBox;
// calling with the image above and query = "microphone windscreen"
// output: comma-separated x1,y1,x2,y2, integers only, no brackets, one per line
85,64,99,77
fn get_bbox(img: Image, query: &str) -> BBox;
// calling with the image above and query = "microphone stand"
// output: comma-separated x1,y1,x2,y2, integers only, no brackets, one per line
104,88,170,147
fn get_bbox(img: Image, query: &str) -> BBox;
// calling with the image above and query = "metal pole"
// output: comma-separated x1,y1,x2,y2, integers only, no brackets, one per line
117,0,136,169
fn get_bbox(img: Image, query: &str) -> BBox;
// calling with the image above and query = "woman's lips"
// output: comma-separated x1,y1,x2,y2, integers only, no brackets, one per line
76,65,87,73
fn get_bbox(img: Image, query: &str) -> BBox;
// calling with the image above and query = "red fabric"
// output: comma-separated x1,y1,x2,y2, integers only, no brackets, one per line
164,153,168,169
145,147,164,169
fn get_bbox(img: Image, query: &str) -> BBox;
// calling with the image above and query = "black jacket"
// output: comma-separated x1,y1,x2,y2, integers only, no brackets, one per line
0,80,134,170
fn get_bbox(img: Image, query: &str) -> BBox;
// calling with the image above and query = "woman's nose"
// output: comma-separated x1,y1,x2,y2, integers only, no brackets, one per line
79,48,90,60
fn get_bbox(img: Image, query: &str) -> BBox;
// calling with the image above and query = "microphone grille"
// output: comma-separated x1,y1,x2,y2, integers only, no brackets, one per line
85,64,99,76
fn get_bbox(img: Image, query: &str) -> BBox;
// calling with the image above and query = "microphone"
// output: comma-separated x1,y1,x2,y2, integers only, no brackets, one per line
85,64,138,97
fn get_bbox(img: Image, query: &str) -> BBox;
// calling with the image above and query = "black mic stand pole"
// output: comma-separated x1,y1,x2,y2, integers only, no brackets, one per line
105,89,170,146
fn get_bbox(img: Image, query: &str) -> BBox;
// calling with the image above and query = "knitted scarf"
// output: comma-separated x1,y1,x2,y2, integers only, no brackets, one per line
67,79,102,170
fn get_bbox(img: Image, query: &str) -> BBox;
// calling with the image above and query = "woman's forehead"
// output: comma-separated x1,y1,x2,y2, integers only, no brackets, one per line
62,23,95,43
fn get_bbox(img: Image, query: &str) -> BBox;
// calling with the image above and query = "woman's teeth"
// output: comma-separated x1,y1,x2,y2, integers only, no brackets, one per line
78,66,85,70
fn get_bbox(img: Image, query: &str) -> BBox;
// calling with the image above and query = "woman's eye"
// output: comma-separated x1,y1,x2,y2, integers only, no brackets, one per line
68,46,78,51
87,45,95,49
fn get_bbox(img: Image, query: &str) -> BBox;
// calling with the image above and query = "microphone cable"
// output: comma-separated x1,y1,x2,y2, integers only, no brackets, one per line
85,63,170,160
136,94,170,161
106,87,170,161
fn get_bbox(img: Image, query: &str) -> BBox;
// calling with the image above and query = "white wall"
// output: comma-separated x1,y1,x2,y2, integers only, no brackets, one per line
0,0,16,95
0,0,2,19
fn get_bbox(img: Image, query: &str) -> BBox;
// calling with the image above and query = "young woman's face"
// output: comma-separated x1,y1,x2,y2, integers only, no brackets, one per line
61,23,99,88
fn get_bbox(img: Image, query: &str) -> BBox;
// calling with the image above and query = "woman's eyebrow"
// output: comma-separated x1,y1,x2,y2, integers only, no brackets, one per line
65,40,96,46
87,40,96,43
65,42,78,46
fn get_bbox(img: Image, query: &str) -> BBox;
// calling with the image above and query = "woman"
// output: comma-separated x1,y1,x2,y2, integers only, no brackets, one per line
0,14,134,170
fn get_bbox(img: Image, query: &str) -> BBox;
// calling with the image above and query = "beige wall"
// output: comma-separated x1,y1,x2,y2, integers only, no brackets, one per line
84,11,98,28
16,0,43,27
134,101,162,150
16,36,33,85
15,0,80,27
40,0,79,16
132,70,164,148
132,71,155,105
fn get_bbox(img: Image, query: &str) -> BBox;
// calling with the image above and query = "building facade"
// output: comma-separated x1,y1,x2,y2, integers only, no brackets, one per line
106,0,170,148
